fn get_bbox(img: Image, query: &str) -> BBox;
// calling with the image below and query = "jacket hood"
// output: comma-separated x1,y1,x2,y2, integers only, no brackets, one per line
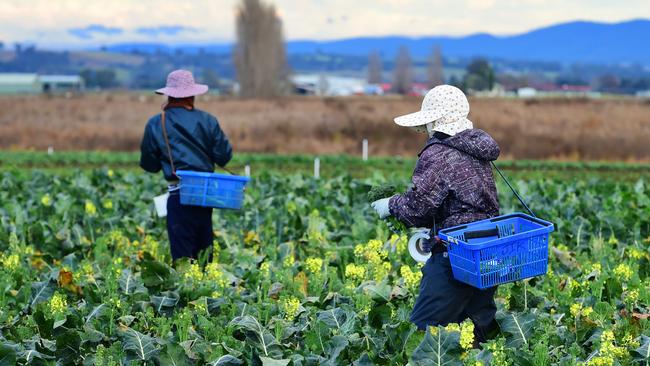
423,129,500,161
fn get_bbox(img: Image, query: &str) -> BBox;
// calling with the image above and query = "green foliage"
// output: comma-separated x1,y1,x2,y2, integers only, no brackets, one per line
0,162,647,364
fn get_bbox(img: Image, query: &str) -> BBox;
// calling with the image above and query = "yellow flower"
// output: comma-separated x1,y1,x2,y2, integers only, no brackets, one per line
598,330,627,359
354,239,390,281
283,255,295,268
205,262,229,288
570,303,582,317
400,265,422,290
102,200,113,209
260,262,271,277
194,299,207,314
183,263,204,282
109,297,122,309
244,231,259,245
444,323,460,332
373,261,391,282
626,289,639,303
391,234,407,253
582,306,594,318
49,292,68,316
81,263,95,282
107,169,114,178
622,334,640,348
345,263,366,283
486,340,509,366
429,326,438,336
613,264,633,282
280,296,301,320
586,356,614,366
84,200,97,216
591,263,602,273
459,320,475,350
41,194,52,207
305,257,323,274
1,254,20,272
628,248,647,260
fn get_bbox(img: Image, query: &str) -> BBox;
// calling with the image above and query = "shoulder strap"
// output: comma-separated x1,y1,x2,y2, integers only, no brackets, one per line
160,111,177,177
491,161,536,217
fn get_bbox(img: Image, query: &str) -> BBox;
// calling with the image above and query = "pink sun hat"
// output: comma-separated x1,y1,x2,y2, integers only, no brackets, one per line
155,69,208,98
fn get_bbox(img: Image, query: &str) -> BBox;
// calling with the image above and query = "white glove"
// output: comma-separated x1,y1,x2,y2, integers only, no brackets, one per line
371,197,392,219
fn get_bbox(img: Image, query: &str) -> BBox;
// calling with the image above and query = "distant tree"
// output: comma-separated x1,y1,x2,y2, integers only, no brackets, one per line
463,58,495,91
202,68,221,89
80,69,117,89
448,75,461,88
392,46,412,95
0,42,4,51
595,74,620,92
367,51,383,84
234,0,290,97
426,46,444,88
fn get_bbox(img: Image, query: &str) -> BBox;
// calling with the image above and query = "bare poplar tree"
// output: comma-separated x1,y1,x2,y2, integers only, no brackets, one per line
234,0,289,97
427,46,444,88
367,51,383,84
392,46,412,95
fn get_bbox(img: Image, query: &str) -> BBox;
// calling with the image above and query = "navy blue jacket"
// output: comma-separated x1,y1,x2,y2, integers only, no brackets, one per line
139,107,233,181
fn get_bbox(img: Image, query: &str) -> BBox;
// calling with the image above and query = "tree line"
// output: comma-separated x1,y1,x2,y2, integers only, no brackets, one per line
234,0,495,96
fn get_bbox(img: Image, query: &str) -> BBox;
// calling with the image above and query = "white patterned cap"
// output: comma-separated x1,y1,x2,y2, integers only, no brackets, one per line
394,85,473,136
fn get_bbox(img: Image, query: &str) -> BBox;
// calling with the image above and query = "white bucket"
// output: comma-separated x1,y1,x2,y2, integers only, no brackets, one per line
153,193,169,218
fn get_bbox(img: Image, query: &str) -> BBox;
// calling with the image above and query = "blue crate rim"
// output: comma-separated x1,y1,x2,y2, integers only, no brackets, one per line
176,169,251,183
439,212,554,251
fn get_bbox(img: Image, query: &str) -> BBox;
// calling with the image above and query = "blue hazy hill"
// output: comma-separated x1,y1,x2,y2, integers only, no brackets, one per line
106,19,650,65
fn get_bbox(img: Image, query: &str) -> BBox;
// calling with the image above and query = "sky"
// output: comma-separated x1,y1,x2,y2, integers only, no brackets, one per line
0,0,648,49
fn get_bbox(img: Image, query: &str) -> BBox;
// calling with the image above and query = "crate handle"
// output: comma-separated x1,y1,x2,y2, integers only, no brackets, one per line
464,227,500,240
489,213,554,229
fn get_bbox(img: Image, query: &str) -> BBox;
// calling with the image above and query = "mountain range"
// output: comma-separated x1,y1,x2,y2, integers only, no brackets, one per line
105,19,649,65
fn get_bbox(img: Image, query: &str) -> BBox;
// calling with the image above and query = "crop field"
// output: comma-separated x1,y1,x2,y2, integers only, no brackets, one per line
0,153,649,365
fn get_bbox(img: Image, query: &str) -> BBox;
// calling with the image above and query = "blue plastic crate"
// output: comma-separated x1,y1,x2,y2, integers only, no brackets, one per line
176,170,250,210
438,213,554,289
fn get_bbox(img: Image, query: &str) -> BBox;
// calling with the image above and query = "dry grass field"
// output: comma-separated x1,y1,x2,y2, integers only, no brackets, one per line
1,93,649,160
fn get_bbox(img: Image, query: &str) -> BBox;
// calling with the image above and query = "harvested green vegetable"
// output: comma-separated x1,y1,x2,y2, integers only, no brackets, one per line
367,184,397,202
367,184,407,234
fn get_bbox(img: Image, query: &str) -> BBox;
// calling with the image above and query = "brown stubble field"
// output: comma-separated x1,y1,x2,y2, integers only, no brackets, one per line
1,93,649,161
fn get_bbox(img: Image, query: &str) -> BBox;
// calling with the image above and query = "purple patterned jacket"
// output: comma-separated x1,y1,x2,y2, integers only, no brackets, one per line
388,129,500,230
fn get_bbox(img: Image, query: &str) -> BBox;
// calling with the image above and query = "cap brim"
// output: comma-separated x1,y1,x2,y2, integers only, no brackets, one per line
394,110,444,127
155,84,209,98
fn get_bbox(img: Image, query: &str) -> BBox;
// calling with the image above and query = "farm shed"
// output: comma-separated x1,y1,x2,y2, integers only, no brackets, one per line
40,75,84,93
0,73,41,94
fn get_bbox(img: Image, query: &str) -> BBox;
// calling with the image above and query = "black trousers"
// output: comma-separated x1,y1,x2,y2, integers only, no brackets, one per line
166,192,213,260
410,252,499,344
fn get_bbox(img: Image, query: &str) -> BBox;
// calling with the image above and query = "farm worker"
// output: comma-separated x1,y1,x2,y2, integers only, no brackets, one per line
139,69,232,261
371,85,501,347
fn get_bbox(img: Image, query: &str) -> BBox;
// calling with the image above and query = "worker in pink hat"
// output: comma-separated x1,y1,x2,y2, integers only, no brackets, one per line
139,69,232,261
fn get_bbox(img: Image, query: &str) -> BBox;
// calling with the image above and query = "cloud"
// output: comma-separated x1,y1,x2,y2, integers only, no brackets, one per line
68,24,123,39
136,25,198,37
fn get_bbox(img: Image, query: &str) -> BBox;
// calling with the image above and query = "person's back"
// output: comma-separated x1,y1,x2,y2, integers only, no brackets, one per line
139,70,232,261
140,106,232,180
390,128,500,230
